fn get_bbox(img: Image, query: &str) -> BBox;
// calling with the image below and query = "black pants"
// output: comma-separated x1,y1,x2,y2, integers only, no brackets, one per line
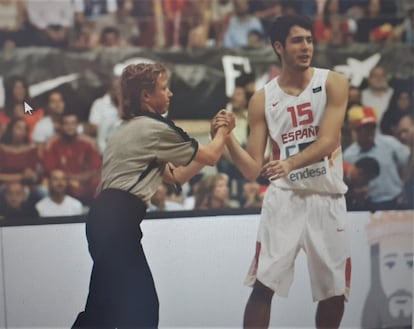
73,189,159,328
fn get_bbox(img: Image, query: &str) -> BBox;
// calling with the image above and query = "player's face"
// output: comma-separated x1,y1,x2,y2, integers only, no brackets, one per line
147,73,173,116
379,236,413,319
281,26,313,71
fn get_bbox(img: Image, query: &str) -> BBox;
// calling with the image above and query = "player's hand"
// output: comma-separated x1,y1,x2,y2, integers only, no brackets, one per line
260,159,292,180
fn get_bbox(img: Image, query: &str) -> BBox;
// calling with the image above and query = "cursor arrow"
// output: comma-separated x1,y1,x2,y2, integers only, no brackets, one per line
24,102,33,115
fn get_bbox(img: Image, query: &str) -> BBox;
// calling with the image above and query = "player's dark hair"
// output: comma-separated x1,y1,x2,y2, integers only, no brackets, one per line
268,15,313,60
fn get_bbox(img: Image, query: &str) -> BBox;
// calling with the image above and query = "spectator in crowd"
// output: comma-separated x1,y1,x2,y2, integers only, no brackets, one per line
380,87,413,137
0,180,38,220
180,173,203,210
194,173,237,209
344,105,410,210
313,0,356,46
25,0,77,47
337,0,368,19
32,90,66,154
73,0,117,23
93,0,140,47
246,29,265,49
210,0,233,46
85,78,121,154
185,0,213,49
396,113,414,208
163,0,187,48
132,0,159,48
396,113,414,149
223,0,264,48
280,0,301,16
98,26,122,47
355,0,400,43
42,112,102,206
0,75,44,140
0,0,29,49
228,85,249,147
241,181,265,208
342,85,364,149
343,157,380,210
0,117,44,203
148,182,185,212
70,20,96,50
361,65,394,124
249,0,283,33
347,85,363,109
235,72,256,103
392,5,414,44
36,169,84,217
298,0,317,17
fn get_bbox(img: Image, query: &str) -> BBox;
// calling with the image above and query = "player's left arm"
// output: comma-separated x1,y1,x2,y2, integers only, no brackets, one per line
262,71,349,179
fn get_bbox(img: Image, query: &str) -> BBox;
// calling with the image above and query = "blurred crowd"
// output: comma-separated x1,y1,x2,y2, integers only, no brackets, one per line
0,0,413,50
0,0,413,221
0,62,412,221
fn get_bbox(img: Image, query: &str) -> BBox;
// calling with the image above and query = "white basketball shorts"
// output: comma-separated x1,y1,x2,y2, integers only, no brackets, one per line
245,184,351,302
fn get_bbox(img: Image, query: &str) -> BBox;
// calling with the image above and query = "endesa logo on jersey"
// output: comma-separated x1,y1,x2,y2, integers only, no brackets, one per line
289,165,327,182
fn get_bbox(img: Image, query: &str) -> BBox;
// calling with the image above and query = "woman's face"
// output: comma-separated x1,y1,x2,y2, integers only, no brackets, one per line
12,119,28,143
213,178,229,201
13,80,27,102
397,92,411,111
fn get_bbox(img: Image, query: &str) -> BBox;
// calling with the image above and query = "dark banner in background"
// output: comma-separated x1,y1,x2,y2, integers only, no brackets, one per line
0,44,413,121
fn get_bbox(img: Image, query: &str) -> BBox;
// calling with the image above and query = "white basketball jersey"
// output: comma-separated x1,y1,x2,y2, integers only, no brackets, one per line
264,68,347,194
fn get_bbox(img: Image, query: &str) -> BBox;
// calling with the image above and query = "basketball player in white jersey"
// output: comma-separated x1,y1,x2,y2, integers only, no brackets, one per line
215,15,351,328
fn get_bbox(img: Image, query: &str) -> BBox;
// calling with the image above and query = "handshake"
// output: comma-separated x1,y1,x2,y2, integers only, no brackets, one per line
210,109,236,137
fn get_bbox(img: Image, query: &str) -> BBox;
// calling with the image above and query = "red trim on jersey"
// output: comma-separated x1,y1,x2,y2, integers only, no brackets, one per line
271,139,280,160
345,257,352,298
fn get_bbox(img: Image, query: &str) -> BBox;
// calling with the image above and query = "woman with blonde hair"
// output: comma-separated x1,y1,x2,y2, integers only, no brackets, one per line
194,173,231,209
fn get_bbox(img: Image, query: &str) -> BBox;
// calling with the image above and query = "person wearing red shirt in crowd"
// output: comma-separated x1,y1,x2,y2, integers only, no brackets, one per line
313,0,356,46
0,117,44,203
0,75,44,140
42,112,102,206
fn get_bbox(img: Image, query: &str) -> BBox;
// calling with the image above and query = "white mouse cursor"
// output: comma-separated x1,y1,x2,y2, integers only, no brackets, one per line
24,102,33,115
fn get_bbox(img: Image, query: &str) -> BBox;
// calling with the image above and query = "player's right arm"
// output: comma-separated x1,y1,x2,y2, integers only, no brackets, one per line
225,90,268,181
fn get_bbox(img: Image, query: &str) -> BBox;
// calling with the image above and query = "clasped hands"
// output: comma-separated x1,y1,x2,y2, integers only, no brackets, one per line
211,109,292,181
211,109,236,137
